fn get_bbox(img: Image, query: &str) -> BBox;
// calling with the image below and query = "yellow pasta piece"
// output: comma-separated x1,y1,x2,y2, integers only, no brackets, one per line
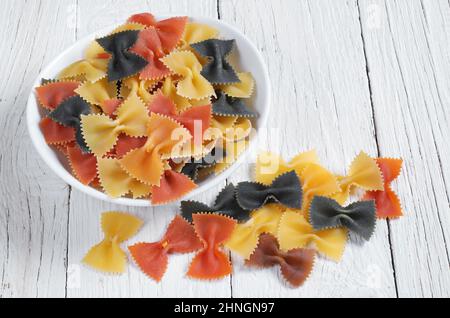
256,150,320,185
220,72,254,98
301,163,340,217
160,77,192,112
97,157,151,198
277,210,347,262
205,116,252,142
75,78,118,108
332,151,384,204
81,93,149,156
181,22,219,48
225,204,283,259
121,76,157,104
59,41,108,82
161,51,215,100
83,211,143,273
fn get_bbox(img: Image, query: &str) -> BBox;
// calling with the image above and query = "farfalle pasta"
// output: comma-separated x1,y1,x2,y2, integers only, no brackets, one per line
187,214,236,280
36,13,256,203
83,211,143,273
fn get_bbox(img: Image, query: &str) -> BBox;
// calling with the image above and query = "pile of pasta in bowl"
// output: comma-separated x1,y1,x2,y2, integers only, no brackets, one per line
35,13,257,205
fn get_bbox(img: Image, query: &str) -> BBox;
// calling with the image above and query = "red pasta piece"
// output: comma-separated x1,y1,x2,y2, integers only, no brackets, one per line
127,13,157,27
36,81,80,110
130,28,172,80
151,170,197,205
149,92,211,141
246,234,315,287
127,13,187,53
39,117,75,144
115,135,147,158
67,144,98,185
129,215,202,281
364,158,403,218
187,214,236,280
101,98,122,115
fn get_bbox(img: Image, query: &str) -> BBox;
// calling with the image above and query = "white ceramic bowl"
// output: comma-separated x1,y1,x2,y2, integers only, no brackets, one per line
27,15,271,207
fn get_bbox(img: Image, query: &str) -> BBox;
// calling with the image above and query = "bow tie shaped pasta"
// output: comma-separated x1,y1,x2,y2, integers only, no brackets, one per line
148,92,212,142
225,204,283,259
364,158,404,218
277,210,348,262
119,113,192,186
236,171,303,211
187,214,237,280
219,72,255,98
83,212,143,273
75,78,121,115
127,13,188,53
180,22,219,49
161,51,215,100
58,41,109,82
97,157,151,199
191,39,240,84
246,234,315,287
150,170,197,205
300,163,341,216
48,95,91,152
212,91,257,118
255,150,320,185
309,196,376,241
81,93,149,156
66,143,98,185
36,80,80,110
332,152,384,204
129,27,172,80
181,183,249,222
128,215,202,282
96,30,148,81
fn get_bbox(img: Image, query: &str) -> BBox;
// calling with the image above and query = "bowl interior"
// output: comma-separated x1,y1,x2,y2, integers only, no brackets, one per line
27,15,270,207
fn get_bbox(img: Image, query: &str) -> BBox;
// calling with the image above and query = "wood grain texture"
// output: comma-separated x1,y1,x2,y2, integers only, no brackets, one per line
0,0,76,297
220,0,396,297
358,0,450,297
0,0,448,298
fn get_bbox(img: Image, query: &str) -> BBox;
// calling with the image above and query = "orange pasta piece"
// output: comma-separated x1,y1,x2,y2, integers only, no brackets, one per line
150,170,197,205
39,117,75,144
364,158,403,218
187,214,236,280
66,144,97,185
149,92,211,142
36,81,80,110
115,135,147,158
130,27,172,80
119,113,191,186
128,13,187,53
128,215,202,281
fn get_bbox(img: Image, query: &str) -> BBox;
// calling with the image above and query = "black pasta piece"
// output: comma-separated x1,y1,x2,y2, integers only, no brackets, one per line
96,30,148,81
181,148,225,181
48,95,91,153
212,91,257,118
181,183,250,222
191,39,240,84
236,171,303,211
309,196,376,241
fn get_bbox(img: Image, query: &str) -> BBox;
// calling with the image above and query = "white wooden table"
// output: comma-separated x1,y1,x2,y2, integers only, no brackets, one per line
1,0,449,298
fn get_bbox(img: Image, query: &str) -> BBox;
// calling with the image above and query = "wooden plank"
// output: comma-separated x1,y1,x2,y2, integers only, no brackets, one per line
66,0,232,297
220,0,397,297
358,0,450,297
0,0,76,297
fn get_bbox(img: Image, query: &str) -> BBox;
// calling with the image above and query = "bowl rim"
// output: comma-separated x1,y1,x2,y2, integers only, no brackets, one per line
26,15,271,207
